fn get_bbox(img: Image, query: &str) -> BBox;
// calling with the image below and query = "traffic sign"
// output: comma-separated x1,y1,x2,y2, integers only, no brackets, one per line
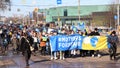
57,0,62,5
114,15,118,20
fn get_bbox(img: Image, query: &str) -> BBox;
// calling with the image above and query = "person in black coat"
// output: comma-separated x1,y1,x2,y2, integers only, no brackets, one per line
88,28,100,36
88,28,101,57
20,32,31,66
108,31,119,60
27,35,34,47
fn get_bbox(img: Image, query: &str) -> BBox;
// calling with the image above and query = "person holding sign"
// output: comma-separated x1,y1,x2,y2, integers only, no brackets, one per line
50,31,58,60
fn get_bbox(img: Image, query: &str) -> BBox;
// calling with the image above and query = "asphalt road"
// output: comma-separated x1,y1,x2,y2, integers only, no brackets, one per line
0,46,120,68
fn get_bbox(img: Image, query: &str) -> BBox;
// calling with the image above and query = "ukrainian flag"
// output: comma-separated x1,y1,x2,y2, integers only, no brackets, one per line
82,36,109,50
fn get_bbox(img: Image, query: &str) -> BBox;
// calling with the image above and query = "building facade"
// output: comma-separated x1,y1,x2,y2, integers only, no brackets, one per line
37,5,119,28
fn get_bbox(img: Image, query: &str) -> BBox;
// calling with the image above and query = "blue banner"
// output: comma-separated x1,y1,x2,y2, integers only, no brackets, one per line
50,36,58,51
50,34,110,52
50,34,83,51
57,34,83,51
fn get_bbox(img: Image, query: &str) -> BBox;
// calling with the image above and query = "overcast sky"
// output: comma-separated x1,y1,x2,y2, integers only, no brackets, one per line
0,0,119,17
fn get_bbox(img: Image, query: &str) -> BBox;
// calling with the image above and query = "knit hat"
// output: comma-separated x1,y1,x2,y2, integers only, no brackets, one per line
111,31,116,35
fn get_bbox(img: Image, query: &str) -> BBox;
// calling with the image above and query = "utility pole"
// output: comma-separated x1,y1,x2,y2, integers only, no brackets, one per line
78,0,80,21
57,0,62,27
117,0,119,29
116,0,119,34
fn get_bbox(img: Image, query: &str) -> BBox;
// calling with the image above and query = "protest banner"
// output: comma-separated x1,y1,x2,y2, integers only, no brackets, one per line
50,34,110,52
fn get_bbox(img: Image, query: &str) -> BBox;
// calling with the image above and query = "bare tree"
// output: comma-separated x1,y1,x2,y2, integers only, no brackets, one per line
0,0,11,11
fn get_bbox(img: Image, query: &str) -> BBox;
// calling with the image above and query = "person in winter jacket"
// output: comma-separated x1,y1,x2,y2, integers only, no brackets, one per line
108,31,119,60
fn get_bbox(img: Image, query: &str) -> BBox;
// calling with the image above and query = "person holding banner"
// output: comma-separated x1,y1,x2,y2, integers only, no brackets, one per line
50,31,58,60
78,30,88,57
108,31,119,60
88,28,101,57
70,30,78,57
59,28,66,60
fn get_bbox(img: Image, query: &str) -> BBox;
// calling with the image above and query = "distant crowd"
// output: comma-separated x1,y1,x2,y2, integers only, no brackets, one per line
0,23,119,66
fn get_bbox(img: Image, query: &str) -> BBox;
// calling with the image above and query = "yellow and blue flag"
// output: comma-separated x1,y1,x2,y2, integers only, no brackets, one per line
82,36,109,50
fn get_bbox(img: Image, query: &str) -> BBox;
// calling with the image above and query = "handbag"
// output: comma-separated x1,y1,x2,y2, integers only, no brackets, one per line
30,46,34,51
25,38,34,51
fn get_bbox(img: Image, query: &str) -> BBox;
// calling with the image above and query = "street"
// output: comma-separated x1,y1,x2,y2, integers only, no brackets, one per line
0,46,120,68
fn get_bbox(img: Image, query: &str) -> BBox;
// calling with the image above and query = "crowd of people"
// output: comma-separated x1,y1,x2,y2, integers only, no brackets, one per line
0,23,119,66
